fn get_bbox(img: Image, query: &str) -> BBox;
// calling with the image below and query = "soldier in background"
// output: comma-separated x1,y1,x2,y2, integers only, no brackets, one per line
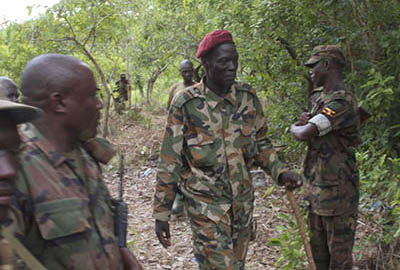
114,73,130,114
0,77,19,102
166,60,196,109
290,45,360,270
154,30,301,270
1,54,142,270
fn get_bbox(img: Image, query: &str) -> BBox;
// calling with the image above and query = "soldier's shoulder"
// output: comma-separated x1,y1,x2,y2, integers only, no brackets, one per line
235,81,256,95
172,82,203,107
326,88,357,104
170,82,182,89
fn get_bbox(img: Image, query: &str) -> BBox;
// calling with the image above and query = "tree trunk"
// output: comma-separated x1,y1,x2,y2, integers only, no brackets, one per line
125,37,132,109
145,63,169,105
79,43,111,137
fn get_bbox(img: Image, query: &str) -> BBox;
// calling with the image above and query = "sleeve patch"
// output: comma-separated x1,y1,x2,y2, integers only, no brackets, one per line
322,107,336,117
308,113,332,136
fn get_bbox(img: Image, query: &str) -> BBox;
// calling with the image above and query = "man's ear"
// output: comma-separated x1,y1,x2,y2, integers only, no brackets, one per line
48,92,67,113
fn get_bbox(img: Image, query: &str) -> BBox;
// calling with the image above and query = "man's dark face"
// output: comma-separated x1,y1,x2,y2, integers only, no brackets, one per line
179,64,194,84
310,59,329,87
64,66,103,141
204,43,238,92
0,119,20,218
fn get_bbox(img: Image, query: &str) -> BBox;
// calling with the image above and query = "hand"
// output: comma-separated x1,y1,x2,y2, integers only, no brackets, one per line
155,220,171,248
279,171,302,190
295,112,311,126
120,247,143,270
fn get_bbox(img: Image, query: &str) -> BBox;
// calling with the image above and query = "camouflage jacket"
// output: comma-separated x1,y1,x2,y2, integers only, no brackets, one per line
303,86,360,216
1,123,123,270
167,82,185,109
153,79,287,225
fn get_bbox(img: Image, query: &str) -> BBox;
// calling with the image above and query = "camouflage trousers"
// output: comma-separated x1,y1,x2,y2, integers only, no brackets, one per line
188,209,251,270
308,212,357,270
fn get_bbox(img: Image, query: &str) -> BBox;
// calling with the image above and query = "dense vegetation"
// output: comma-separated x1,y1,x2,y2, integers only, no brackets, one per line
1,0,399,269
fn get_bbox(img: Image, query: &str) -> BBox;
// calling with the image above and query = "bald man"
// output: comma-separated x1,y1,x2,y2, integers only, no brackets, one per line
0,77,19,102
166,59,196,109
1,54,142,270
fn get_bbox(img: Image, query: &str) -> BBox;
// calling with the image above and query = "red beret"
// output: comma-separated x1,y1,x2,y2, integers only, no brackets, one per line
196,30,234,58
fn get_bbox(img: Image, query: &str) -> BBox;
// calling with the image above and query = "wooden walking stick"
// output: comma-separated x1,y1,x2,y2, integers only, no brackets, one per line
285,188,317,270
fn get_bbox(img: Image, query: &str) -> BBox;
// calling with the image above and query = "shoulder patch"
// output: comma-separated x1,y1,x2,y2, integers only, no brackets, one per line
322,106,337,117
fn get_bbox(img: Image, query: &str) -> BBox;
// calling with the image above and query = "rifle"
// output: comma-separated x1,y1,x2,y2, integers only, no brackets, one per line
114,154,128,248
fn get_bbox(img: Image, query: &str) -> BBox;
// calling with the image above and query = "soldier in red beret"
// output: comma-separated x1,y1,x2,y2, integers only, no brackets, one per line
153,29,301,270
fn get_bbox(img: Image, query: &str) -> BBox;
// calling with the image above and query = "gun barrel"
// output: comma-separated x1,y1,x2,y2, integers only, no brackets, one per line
119,154,124,199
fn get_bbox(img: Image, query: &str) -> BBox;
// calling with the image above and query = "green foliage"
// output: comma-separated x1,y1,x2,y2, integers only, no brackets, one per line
268,213,307,270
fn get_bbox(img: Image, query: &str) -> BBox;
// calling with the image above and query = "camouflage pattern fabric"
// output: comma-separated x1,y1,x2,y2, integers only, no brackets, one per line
82,136,116,164
304,45,345,67
188,208,251,270
153,79,288,268
308,212,357,270
302,86,360,270
1,123,123,270
167,82,185,109
303,86,360,216
168,82,190,216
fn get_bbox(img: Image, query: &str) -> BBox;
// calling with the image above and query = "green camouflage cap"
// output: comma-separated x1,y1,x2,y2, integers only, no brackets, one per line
0,92,42,124
304,45,345,67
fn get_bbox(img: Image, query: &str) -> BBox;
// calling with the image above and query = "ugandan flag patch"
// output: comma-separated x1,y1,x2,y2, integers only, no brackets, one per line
322,107,336,117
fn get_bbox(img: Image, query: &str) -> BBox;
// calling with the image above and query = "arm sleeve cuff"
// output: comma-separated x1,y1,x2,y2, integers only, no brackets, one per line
308,113,332,136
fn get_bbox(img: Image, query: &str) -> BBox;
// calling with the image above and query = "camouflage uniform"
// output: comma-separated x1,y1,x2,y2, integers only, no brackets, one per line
1,123,123,270
303,85,360,270
153,79,287,270
167,82,185,110
167,81,191,216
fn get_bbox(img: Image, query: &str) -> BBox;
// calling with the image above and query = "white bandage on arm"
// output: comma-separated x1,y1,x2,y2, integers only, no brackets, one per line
308,113,332,136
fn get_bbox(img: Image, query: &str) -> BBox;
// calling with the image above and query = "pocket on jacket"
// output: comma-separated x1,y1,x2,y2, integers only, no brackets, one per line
34,198,90,240
187,140,219,167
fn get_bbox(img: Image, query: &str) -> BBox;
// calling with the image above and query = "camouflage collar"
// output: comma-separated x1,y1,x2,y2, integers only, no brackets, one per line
20,123,69,167
201,78,238,109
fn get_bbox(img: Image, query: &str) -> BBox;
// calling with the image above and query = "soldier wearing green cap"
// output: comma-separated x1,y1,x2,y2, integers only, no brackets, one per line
0,89,41,270
290,45,360,270
1,54,143,270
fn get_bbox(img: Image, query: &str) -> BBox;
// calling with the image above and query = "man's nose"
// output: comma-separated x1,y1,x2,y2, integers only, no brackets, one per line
0,153,18,181
227,61,236,70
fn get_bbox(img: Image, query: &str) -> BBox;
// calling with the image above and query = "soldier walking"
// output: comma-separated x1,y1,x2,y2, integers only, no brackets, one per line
153,30,301,270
